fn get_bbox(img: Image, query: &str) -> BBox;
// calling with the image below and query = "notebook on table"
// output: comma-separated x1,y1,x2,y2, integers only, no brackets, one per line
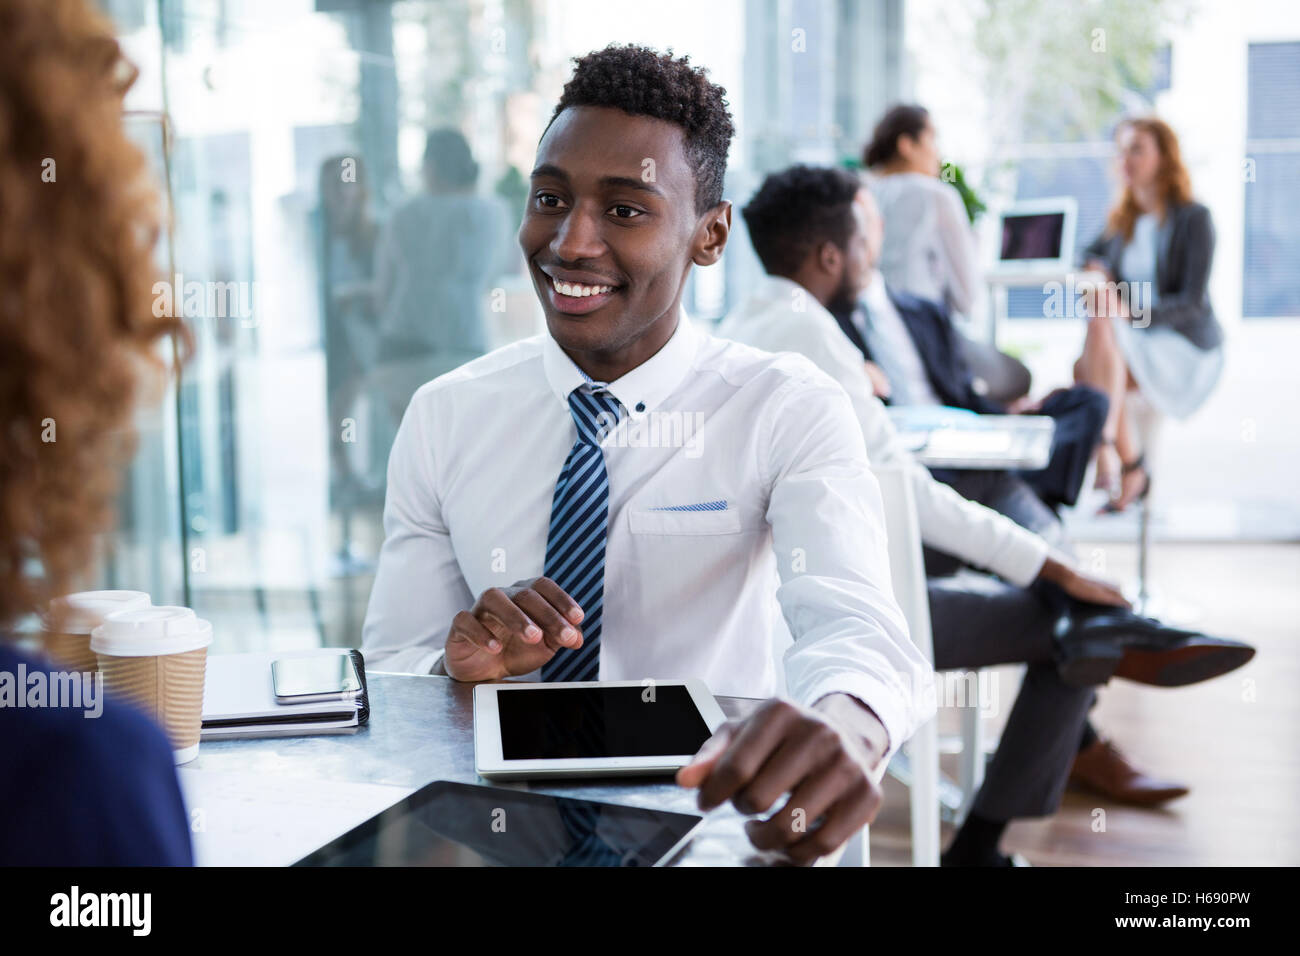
201,648,370,740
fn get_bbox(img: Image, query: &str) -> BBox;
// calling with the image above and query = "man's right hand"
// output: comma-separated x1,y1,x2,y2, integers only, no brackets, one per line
1038,555,1130,610
443,576,585,682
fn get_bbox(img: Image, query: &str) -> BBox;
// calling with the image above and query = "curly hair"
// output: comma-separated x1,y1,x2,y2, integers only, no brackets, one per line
0,0,187,630
742,165,863,278
548,44,734,213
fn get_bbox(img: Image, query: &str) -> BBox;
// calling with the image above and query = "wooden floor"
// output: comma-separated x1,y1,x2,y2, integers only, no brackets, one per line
869,541,1300,866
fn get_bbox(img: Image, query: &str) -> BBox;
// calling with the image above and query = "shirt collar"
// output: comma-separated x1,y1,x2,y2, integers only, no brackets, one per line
862,269,891,314
541,308,701,417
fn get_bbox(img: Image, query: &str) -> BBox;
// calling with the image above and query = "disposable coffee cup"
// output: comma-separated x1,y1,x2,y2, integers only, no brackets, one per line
91,606,213,764
42,590,151,674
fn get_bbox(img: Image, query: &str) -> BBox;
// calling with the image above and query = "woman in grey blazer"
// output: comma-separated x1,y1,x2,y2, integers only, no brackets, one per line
1074,117,1224,511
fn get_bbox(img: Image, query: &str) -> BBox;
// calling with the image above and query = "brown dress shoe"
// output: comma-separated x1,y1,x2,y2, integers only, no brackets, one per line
1068,739,1190,807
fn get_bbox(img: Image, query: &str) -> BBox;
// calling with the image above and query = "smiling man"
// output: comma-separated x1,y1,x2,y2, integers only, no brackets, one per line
361,44,934,863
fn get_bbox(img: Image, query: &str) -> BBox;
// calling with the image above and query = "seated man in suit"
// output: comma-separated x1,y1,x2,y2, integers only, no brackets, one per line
830,181,1243,806
719,165,1254,860
362,45,935,864
822,177,1223,806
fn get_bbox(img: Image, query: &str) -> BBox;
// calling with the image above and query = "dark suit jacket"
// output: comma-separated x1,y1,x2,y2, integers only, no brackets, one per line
832,288,1001,414
0,645,193,865
1082,200,1222,350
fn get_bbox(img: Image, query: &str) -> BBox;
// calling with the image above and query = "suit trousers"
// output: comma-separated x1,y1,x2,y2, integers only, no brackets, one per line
925,470,1094,820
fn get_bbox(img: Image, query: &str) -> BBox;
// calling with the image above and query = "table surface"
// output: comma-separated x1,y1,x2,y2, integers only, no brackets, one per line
181,672,772,867
887,409,1055,470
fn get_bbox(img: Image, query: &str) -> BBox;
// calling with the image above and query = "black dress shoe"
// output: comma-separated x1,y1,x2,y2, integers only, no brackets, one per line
1055,611,1255,688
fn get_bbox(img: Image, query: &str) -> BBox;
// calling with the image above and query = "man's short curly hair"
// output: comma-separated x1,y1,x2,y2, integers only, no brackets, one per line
742,165,863,278
548,44,734,213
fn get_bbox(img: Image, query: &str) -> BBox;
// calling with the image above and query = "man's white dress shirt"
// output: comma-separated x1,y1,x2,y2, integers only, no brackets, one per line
362,312,935,753
717,274,1048,588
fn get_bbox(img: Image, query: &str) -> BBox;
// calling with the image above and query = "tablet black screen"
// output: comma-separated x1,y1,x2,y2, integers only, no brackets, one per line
294,781,702,867
496,685,712,760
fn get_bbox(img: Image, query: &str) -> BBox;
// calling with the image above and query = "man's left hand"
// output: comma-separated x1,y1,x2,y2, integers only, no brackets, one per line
676,694,888,864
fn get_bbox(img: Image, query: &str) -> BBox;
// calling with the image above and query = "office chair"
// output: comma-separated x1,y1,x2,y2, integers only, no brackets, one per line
873,465,941,865
958,333,1032,406
1125,390,1163,614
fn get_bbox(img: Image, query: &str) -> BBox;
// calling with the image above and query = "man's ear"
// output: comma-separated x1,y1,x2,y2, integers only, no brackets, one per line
691,201,732,267
815,238,843,277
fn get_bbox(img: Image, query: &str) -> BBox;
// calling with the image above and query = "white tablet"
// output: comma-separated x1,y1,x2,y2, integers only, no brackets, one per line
474,679,727,780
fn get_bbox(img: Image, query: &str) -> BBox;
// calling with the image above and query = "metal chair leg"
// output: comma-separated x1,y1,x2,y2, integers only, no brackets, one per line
1137,493,1152,614
957,679,984,824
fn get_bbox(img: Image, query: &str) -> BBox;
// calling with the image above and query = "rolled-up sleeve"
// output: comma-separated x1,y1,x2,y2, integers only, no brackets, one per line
761,369,937,756
361,387,474,673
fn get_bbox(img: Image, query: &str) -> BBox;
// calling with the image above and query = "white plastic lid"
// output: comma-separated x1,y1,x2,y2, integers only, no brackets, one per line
45,590,152,634
90,605,213,657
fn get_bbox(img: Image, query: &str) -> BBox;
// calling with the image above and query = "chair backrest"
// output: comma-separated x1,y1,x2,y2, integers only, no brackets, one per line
957,333,1032,406
872,465,935,665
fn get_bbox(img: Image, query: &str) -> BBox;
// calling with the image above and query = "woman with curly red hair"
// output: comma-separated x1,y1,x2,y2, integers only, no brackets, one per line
0,0,193,864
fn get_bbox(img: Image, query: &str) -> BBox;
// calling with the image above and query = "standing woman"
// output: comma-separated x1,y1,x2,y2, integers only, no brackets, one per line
1075,117,1224,511
864,104,981,319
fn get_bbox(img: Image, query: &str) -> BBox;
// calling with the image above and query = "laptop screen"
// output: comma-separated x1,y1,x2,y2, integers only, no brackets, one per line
1000,211,1066,261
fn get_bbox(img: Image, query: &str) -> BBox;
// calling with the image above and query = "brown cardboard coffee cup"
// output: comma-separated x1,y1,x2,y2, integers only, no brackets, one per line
42,591,151,673
92,606,213,764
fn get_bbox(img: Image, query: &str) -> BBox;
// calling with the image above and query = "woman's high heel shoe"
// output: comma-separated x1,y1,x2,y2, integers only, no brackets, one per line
1100,453,1151,514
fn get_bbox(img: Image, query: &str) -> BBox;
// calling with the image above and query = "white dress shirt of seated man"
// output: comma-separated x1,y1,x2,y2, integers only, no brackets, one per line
362,47,935,865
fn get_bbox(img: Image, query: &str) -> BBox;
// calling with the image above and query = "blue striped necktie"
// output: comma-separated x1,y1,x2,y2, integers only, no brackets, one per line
541,385,624,682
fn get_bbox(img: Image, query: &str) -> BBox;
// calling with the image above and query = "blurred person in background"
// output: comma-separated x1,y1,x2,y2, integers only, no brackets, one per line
862,103,1044,435
0,0,192,865
1075,117,1225,512
373,129,507,382
822,171,1248,809
369,128,508,475
864,105,980,324
315,154,382,566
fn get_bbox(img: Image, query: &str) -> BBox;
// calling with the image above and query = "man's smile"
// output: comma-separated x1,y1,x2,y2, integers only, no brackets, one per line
536,263,624,316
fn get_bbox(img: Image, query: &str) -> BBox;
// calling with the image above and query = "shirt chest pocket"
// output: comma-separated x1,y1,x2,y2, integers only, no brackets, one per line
627,508,745,536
